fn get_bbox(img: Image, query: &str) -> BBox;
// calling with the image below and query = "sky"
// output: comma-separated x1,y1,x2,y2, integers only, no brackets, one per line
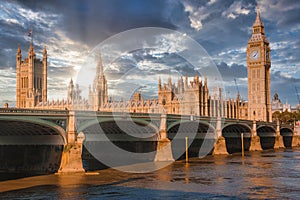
0,0,300,107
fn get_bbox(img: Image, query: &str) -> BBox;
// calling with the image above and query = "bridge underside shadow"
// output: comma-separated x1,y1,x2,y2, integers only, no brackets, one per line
168,122,215,160
257,126,276,150
0,120,64,174
81,120,158,171
281,128,294,148
222,124,251,154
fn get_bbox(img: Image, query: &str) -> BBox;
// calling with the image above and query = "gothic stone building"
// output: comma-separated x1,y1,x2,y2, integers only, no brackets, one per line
16,43,47,108
88,52,108,111
15,8,271,122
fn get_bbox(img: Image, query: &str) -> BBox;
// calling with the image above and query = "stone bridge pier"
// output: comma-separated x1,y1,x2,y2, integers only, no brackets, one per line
249,120,262,151
212,117,228,155
154,113,174,161
274,119,285,149
58,111,85,173
291,121,300,147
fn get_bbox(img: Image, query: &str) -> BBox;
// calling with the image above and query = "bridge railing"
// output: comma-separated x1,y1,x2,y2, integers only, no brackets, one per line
0,108,68,116
74,110,163,119
0,109,288,129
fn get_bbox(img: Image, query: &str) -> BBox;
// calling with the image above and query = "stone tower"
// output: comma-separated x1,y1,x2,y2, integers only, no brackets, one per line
247,8,272,122
88,52,108,110
158,75,209,116
16,43,47,108
67,79,82,102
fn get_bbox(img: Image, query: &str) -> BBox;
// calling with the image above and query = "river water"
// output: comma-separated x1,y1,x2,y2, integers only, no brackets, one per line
1,148,300,199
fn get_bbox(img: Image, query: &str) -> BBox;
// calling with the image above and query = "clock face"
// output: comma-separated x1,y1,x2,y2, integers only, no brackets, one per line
250,50,260,60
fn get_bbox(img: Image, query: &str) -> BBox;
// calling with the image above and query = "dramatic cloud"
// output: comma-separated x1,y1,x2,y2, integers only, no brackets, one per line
0,0,299,106
222,1,251,19
260,0,300,28
183,1,208,31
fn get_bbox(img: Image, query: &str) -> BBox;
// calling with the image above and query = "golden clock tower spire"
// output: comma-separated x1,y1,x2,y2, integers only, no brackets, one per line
247,6,272,122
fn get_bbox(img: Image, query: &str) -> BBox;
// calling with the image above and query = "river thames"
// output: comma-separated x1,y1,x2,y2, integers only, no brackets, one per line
1,148,300,199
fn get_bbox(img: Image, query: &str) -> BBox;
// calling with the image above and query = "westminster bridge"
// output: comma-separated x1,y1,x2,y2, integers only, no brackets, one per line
0,108,298,173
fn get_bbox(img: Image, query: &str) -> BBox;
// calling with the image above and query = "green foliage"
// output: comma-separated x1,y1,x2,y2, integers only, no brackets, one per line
273,110,300,124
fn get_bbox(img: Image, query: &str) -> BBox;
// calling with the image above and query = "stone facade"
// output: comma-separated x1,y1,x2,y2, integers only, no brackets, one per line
158,76,208,116
155,75,248,119
15,44,248,120
101,75,248,120
88,52,108,111
16,43,47,108
246,8,272,122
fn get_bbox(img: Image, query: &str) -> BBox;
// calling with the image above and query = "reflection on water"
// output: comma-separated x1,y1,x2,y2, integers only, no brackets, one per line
1,148,300,199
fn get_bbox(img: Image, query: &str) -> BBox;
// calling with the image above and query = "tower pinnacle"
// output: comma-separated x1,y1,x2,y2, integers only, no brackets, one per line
43,46,47,55
249,5,266,41
17,44,21,54
29,42,34,51
253,5,263,27
96,51,104,76
28,42,36,58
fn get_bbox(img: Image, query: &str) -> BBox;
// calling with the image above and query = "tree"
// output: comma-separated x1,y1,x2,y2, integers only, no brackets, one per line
272,110,300,124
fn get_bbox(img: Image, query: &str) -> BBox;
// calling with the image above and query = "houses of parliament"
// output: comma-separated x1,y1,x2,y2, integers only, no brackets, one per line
15,9,273,122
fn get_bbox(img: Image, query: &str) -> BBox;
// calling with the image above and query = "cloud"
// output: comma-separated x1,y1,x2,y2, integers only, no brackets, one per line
222,1,251,19
271,71,300,104
4,18,20,25
0,0,92,103
268,39,300,80
217,62,247,81
207,0,218,6
0,0,300,107
20,0,176,47
182,1,211,31
0,67,16,106
153,32,190,54
260,0,300,28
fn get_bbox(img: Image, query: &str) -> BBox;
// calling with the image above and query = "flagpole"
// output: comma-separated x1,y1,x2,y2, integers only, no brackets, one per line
28,29,33,45
31,28,33,44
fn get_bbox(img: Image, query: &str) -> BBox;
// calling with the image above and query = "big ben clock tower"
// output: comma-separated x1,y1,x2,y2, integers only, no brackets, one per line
247,7,272,122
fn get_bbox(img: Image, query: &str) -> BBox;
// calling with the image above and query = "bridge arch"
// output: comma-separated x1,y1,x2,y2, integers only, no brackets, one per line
0,119,67,145
280,127,294,148
0,118,66,173
257,125,276,150
256,125,276,137
167,120,215,134
222,123,251,154
222,123,251,138
80,119,159,170
167,121,216,160
78,117,159,134
280,127,293,136
81,119,159,141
